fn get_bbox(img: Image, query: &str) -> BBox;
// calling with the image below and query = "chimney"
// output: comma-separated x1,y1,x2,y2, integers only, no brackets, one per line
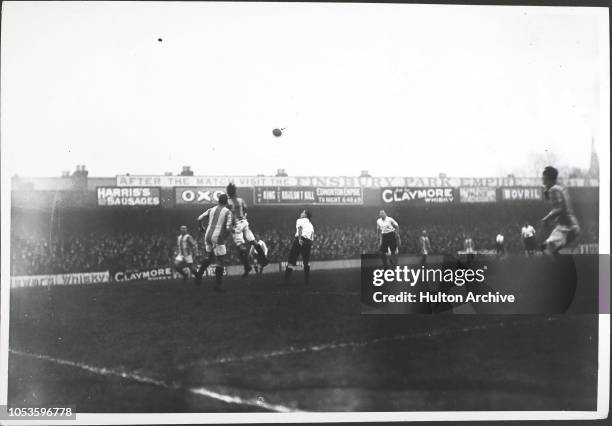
180,166,194,176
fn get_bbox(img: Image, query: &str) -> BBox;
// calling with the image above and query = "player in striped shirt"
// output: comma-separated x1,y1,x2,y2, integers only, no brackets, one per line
541,166,581,254
174,225,197,280
194,193,233,291
226,183,269,277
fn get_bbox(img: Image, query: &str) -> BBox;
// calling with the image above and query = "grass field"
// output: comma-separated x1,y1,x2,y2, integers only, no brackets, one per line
8,267,599,412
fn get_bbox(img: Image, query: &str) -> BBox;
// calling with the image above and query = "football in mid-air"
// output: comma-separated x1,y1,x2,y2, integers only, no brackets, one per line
272,128,283,137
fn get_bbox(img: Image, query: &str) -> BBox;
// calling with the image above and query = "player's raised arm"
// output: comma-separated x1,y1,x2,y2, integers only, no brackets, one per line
198,209,210,228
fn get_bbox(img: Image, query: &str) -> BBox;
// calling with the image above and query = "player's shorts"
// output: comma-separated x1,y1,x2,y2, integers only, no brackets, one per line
175,254,193,264
232,219,255,245
204,242,227,257
523,236,536,251
546,224,580,251
380,232,397,254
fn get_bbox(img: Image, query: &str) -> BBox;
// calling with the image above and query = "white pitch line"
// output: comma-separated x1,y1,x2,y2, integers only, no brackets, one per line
8,349,300,413
179,316,562,369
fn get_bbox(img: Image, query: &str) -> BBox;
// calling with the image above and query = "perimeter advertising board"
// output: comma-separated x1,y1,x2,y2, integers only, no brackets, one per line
500,187,543,201
174,187,225,206
116,175,599,188
381,187,456,204
97,187,161,207
459,187,497,203
254,187,363,205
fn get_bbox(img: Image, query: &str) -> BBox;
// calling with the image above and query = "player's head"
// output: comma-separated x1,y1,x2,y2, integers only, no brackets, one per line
524,221,529,227
542,166,558,187
422,230,427,236
179,225,187,234
300,209,312,219
379,210,387,219
218,193,228,205
226,182,237,198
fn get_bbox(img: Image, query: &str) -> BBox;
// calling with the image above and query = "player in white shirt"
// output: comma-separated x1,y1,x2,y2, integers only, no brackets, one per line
419,230,431,267
464,234,476,264
495,233,505,257
376,210,400,268
284,210,315,285
174,225,197,280
249,239,268,276
521,222,537,256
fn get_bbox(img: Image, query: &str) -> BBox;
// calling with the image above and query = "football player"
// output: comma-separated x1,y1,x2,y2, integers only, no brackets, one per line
376,210,400,268
284,209,315,285
249,238,269,276
194,194,233,291
541,166,581,255
226,183,268,276
174,225,197,280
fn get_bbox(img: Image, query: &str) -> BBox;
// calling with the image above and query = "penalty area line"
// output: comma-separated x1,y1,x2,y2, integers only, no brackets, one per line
8,348,301,413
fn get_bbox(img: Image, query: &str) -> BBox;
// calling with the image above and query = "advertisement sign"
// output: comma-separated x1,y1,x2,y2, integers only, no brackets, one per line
501,187,543,201
10,271,110,288
382,188,455,204
97,187,161,207
459,187,497,203
112,267,177,282
116,174,598,188
280,261,304,271
255,187,363,205
175,187,225,205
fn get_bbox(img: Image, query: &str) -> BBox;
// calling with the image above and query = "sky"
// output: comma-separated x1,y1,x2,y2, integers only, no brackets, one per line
0,2,609,178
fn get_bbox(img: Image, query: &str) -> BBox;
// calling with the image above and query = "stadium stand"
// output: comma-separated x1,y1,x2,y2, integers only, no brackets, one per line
10,202,598,275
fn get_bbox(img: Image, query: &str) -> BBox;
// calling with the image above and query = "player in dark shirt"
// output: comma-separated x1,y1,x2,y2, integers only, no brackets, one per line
541,166,581,254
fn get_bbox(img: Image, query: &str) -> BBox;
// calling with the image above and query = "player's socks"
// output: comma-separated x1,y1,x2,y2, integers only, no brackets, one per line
213,266,225,291
238,249,251,276
195,260,211,283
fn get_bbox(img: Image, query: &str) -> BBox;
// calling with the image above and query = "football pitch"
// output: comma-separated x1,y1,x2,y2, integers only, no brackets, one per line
8,268,598,412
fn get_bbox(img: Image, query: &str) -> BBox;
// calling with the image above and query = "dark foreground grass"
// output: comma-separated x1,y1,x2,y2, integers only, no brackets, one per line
8,268,598,412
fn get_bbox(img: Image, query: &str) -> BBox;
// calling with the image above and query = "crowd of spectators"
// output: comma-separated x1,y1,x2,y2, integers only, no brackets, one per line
10,213,599,276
